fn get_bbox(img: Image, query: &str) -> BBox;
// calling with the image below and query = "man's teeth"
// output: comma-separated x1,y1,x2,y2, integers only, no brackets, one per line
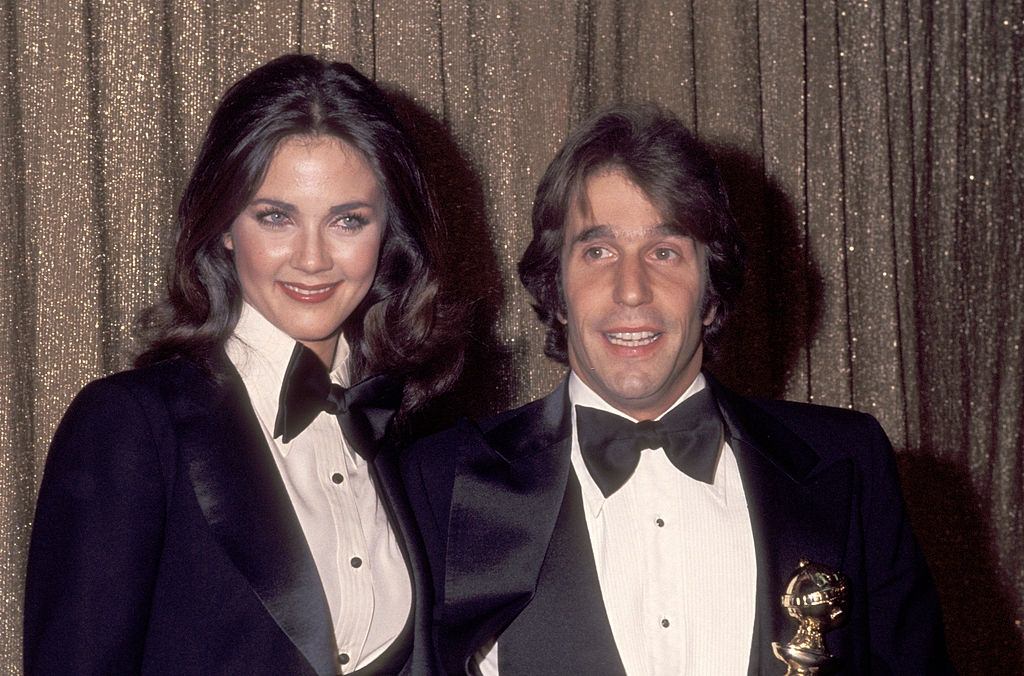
606,331,658,347
284,283,333,296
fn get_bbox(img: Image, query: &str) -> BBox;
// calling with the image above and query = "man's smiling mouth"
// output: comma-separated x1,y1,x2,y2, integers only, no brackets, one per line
605,331,660,347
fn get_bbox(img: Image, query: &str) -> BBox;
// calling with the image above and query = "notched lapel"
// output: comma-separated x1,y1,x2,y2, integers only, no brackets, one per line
175,361,337,676
709,380,854,674
441,382,573,671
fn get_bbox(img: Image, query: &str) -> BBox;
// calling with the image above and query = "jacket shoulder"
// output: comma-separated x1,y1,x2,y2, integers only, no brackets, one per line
72,356,225,422
76,357,211,401
50,357,220,473
753,397,878,428
400,395,549,490
405,396,546,457
749,397,889,455
709,376,892,473
478,396,550,435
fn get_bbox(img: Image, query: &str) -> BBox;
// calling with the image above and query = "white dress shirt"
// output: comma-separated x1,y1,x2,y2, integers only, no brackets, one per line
478,372,756,675
226,303,411,672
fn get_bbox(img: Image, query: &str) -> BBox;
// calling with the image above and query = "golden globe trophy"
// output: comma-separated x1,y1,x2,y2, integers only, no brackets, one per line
771,559,849,675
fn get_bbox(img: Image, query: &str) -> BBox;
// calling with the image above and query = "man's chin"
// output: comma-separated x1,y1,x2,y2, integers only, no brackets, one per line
594,382,668,415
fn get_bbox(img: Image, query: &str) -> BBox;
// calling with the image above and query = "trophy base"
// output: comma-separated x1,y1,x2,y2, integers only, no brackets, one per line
771,641,834,675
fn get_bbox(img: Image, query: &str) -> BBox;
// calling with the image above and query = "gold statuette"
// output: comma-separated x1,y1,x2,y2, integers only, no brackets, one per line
771,559,849,675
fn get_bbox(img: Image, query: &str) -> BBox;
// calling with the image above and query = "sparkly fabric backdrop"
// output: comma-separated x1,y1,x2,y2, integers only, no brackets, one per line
2,0,1021,672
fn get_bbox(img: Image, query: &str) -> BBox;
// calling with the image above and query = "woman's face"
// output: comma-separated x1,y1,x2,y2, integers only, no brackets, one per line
224,134,385,366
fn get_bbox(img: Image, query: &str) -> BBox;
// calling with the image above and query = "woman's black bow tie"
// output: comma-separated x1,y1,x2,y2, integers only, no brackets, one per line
575,386,724,498
273,343,401,458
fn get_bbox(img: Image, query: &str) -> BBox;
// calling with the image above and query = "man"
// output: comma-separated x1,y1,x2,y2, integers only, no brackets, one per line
402,105,952,674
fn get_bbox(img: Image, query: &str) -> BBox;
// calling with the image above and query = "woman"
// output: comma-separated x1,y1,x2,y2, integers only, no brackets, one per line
24,54,461,675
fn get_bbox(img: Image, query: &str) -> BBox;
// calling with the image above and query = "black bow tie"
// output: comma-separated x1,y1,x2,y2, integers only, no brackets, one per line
576,386,723,498
273,343,401,459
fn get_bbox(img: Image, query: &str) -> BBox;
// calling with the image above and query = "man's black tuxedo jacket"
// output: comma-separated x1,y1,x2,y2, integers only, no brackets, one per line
400,375,953,675
24,355,440,675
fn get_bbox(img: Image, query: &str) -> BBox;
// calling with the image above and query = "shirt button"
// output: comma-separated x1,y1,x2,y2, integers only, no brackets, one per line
655,518,665,527
661,618,671,628
350,556,363,568
331,472,344,484
338,652,350,665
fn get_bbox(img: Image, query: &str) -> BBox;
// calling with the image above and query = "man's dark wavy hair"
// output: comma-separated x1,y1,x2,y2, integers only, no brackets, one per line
518,103,745,364
137,54,463,415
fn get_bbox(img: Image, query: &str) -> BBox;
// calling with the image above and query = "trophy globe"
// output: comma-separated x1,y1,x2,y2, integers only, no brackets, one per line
772,559,849,675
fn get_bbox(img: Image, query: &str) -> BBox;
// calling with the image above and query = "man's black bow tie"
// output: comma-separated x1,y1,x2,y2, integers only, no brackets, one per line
576,386,724,498
273,343,401,459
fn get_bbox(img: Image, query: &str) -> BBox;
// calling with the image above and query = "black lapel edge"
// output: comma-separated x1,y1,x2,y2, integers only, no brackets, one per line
176,354,337,676
440,381,573,672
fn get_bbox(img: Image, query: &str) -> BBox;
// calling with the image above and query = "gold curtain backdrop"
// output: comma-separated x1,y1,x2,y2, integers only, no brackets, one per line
2,0,1021,671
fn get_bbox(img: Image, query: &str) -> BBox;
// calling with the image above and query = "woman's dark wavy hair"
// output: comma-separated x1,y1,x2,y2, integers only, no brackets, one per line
137,54,463,415
518,103,745,364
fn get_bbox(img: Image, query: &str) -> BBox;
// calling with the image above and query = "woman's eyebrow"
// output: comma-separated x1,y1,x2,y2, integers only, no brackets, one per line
329,201,376,215
247,198,376,214
249,197,295,211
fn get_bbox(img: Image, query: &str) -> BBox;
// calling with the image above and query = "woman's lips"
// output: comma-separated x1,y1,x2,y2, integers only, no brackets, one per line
278,281,339,303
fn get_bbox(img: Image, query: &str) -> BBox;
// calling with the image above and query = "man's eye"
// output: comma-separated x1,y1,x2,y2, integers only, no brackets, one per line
652,247,679,260
584,246,609,260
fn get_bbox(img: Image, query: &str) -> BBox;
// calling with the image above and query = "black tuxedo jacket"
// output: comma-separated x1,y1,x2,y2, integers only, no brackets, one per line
400,375,953,675
24,355,440,675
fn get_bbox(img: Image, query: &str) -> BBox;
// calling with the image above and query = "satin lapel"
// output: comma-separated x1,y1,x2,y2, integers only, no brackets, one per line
372,448,432,674
707,378,853,675
441,381,573,674
176,358,337,676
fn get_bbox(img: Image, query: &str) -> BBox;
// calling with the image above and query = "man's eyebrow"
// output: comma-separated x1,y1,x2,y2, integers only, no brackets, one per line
570,225,614,245
655,222,692,239
569,222,692,245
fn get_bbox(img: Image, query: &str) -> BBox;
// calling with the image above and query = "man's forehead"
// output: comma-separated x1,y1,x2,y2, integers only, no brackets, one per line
571,169,656,212
564,168,685,237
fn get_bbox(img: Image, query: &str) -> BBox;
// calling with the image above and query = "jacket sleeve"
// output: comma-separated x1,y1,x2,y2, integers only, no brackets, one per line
24,377,170,675
859,416,955,674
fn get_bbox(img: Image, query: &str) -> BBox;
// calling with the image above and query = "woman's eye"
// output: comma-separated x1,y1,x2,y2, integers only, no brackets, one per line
256,210,289,227
336,213,369,230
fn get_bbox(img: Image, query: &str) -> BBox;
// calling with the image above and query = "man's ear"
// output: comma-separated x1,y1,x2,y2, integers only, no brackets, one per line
697,249,716,327
702,303,717,327
555,272,569,324
222,232,234,250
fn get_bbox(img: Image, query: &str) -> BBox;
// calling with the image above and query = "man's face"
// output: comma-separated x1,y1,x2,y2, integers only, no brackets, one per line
559,168,714,420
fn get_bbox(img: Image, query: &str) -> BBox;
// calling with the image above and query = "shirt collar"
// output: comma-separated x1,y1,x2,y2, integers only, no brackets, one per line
568,371,713,517
225,301,351,456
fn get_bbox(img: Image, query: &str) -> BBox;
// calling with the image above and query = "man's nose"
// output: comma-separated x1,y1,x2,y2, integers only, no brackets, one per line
613,254,653,306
